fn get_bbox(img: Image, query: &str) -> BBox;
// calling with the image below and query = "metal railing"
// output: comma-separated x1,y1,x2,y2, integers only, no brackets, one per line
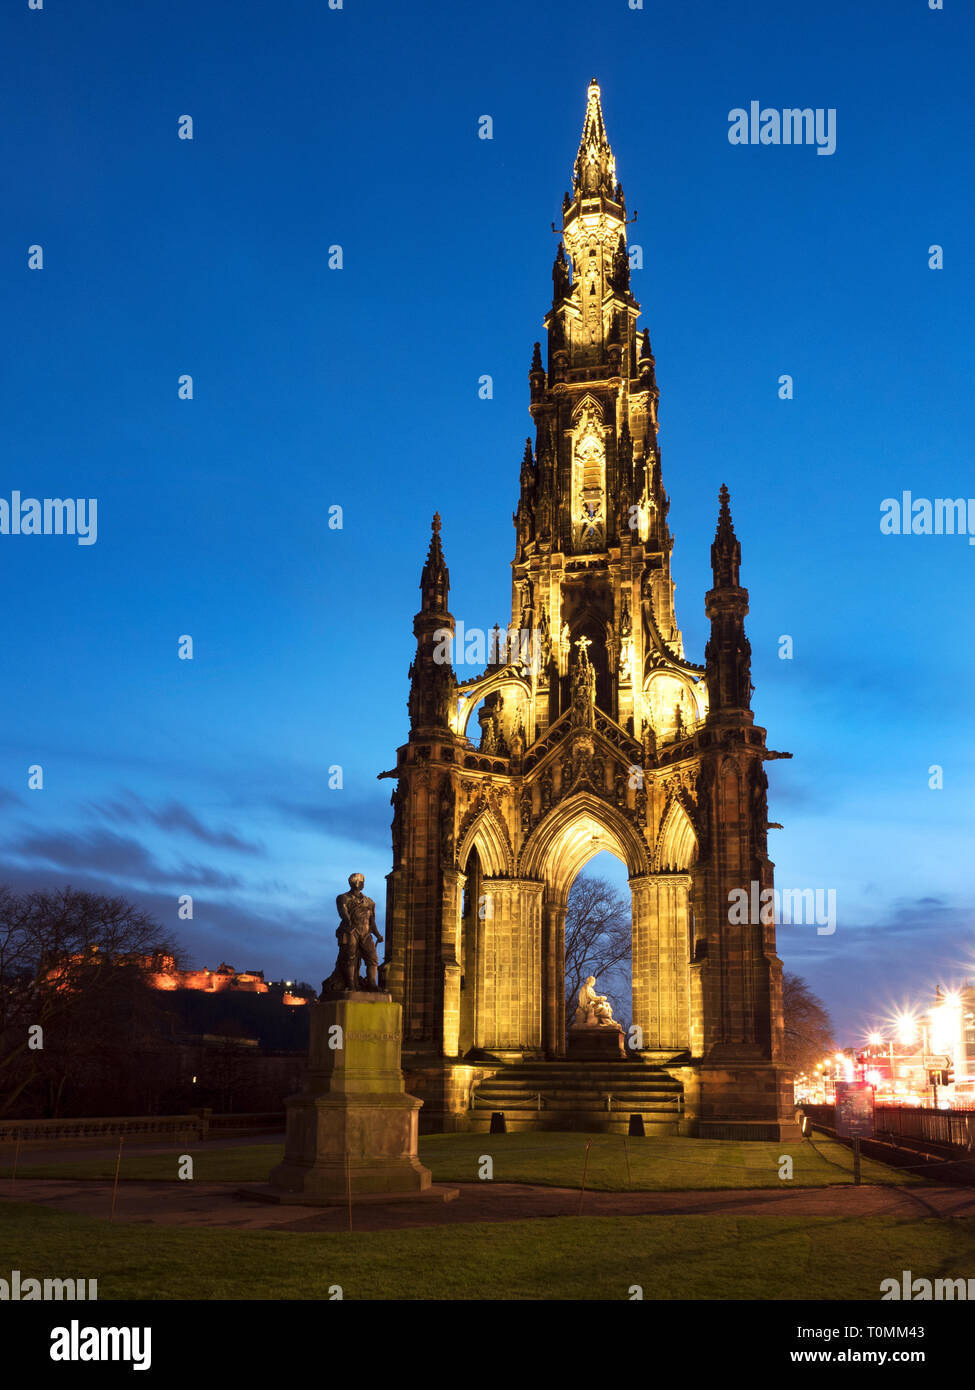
0,1110,285,1146
802,1103,975,1152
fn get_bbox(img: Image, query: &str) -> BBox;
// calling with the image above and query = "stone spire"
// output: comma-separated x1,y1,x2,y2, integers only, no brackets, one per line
409,514,455,731
519,437,535,487
705,486,752,722
710,484,741,589
573,78,618,198
419,512,449,615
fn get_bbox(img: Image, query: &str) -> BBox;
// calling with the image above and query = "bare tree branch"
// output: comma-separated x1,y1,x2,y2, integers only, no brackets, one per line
564,876,631,1030
782,972,836,1075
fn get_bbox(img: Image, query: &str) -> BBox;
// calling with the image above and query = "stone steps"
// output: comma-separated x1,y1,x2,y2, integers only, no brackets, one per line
468,1058,685,1134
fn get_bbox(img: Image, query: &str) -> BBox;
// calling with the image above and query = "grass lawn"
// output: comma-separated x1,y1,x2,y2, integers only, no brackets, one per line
0,1200,968,1299
0,1131,925,1189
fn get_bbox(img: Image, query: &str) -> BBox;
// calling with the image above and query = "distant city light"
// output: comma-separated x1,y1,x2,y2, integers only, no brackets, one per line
894,1013,918,1045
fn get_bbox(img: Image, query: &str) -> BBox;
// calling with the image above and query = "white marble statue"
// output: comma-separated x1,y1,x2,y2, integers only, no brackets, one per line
573,975,617,1027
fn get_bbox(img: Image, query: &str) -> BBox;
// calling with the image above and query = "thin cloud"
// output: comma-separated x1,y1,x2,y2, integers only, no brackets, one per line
91,792,263,855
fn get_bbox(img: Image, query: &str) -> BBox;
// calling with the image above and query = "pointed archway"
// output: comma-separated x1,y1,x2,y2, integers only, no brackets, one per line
516,791,696,1055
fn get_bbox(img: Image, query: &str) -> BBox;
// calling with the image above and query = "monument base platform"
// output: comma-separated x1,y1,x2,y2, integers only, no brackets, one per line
567,1025,626,1060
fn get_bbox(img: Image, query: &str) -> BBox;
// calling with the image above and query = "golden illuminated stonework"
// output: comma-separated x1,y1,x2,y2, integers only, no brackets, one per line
379,81,798,1140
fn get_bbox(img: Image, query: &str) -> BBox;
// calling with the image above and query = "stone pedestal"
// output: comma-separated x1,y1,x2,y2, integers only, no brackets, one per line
687,1058,801,1141
567,1024,626,1060
269,996,433,1203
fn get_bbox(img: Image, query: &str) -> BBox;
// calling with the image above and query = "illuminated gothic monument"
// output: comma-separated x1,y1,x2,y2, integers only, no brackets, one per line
380,81,797,1138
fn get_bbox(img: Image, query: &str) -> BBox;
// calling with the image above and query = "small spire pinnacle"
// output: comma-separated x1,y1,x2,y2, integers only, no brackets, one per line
420,512,449,613
711,485,741,588
530,341,543,373
520,438,535,487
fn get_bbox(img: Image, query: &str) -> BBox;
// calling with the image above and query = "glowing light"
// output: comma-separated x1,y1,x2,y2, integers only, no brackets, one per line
868,1031,883,1045
894,1013,919,1045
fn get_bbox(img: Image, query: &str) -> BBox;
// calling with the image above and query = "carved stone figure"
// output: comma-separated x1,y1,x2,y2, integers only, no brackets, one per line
538,607,553,669
642,718,657,764
618,640,632,682
573,976,617,1027
509,720,525,771
750,761,769,852
613,767,627,806
390,785,406,869
569,638,597,728
439,782,455,863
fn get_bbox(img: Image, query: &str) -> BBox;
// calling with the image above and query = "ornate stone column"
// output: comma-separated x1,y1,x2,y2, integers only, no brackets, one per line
629,871,693,1051
475,878,544,1055
438,867,464,1058
541,895,564,1057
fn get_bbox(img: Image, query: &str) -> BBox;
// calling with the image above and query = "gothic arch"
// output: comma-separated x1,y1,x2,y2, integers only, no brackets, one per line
455,669,532,741
653,793,699,872
570,392,605,427
458,804,515,878
519,790,651,902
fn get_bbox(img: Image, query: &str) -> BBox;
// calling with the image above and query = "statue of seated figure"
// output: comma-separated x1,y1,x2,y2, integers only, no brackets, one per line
573,975,617,1028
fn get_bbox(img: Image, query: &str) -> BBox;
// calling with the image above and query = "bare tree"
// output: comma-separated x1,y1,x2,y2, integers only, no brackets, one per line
563,876,631,1032
0,884,180,1116
782,972,836,1075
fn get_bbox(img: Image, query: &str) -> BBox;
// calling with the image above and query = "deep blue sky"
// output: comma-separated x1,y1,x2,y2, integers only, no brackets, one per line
1,0,972,1039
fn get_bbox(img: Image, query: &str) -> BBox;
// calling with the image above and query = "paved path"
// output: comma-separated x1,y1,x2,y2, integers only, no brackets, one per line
4,1178,974,1232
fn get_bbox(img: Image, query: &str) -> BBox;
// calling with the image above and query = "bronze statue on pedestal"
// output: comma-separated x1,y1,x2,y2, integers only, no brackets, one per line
320,873,385,997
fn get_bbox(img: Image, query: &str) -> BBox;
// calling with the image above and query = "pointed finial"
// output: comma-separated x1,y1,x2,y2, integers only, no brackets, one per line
711,485,741,587
420,512,449,612
530,341,543,373
520,437,534,487
574,78,616,197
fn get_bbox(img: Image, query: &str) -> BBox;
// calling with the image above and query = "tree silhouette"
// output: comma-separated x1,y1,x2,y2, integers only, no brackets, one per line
563,875,631,1035
0,884,180,1116
782,972,836,1076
